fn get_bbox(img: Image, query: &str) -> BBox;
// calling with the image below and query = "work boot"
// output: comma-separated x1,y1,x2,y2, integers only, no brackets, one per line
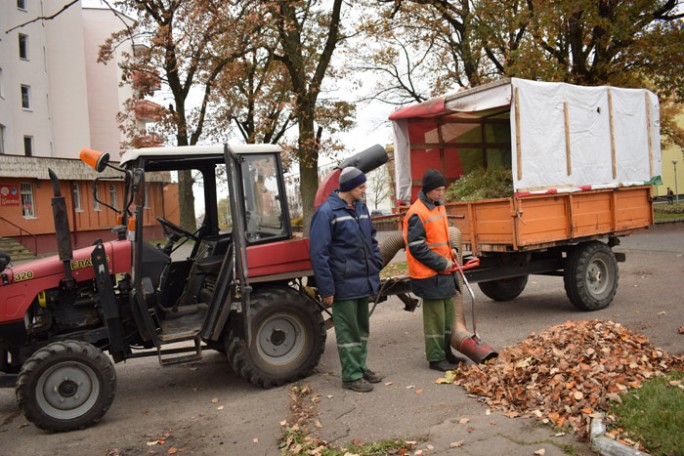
342,379,374,392
445,342,466,365
363,369,384,384
445,349,466,365
429,360,457,372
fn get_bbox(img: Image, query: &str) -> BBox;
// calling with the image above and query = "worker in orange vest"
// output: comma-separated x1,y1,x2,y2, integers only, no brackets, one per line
404,169,463,372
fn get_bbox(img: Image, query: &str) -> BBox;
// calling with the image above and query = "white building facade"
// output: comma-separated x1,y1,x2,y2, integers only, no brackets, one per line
0,1,134,159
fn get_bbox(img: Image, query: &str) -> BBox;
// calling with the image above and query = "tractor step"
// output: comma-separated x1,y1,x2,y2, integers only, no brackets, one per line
157,338,202,366
0,373,18,388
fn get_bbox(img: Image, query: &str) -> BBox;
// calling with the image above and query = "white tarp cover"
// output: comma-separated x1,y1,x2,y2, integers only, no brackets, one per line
390,78,661,202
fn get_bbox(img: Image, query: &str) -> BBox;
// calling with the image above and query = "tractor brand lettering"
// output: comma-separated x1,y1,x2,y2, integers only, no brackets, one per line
70,256,111,271
14,270,34,282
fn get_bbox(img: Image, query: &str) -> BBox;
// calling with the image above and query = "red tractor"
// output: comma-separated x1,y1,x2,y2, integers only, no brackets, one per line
0,143,397,432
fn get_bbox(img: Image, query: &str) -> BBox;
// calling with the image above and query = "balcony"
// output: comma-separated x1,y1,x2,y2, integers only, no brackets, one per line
135,99,162,123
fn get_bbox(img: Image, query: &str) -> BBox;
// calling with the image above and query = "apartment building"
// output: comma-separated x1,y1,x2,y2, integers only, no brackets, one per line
0,1,173,255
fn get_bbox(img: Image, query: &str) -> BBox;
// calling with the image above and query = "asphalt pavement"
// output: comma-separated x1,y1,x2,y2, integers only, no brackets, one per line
0,222,682,455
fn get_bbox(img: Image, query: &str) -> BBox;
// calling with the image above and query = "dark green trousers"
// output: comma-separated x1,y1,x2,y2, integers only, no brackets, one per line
333,297,369,382
422,297,455,362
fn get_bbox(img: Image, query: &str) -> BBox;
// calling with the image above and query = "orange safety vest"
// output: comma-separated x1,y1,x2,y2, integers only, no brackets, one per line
403,199,454,280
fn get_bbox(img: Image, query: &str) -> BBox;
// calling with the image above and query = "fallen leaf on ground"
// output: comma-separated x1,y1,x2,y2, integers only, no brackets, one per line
211,398,219,404
458,417,470,425
449,440,464,448
534,449,546,455
448,320,684,440
252,438,258,444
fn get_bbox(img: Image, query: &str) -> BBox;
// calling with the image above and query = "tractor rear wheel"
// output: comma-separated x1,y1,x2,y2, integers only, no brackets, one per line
16,341,116,432
226,286,325,388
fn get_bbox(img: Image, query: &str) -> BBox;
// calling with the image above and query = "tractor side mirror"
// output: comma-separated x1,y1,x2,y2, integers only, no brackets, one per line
80,148,110,173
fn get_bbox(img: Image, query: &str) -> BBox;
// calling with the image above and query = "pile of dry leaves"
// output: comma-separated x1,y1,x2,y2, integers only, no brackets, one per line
448,320,684,439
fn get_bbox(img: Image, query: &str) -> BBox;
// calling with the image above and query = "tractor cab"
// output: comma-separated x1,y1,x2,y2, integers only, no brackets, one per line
82,144,296,358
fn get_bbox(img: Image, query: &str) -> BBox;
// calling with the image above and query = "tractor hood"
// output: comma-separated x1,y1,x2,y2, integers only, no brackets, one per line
0,240,132,324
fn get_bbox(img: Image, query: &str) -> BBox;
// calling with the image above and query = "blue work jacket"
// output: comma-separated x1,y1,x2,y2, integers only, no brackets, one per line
309,191,383,300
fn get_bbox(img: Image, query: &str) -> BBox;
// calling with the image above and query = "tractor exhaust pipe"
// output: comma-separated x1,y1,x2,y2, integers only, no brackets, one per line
49,169,75,287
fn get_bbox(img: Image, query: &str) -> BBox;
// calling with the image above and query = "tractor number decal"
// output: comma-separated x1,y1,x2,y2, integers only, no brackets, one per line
71,256,110,271
14,270,34,282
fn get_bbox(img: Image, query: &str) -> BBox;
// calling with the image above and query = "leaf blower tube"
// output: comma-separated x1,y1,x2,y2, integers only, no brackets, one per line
314,144,388,210
377,226,498,364
448,227,498,364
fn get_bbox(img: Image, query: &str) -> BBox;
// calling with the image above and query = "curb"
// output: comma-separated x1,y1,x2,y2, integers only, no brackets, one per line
590,418,649,456
654,217,684,224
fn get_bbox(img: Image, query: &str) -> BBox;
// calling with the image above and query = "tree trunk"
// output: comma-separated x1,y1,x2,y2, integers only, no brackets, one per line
297,112,319,237
178,170,196,232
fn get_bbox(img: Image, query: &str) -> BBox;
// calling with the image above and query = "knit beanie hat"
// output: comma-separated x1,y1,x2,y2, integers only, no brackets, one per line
422,169,447,193
339,167,367,192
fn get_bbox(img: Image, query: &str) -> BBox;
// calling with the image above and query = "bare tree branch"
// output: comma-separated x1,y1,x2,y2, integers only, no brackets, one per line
4,0,80,34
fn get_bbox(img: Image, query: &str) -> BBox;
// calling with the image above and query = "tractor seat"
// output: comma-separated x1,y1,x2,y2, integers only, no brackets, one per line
195,255,223,275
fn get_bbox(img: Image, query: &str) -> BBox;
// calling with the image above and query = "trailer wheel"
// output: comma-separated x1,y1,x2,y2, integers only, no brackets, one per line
478,275,529,301
226,287,326,388
564,242,618,311
16,341,116,432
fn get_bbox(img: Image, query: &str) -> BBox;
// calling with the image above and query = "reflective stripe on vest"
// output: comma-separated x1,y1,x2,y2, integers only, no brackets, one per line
403,201,453,280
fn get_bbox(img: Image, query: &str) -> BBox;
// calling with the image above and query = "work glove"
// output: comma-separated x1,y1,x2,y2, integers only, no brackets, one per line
451,248,459,261
443,259,454,272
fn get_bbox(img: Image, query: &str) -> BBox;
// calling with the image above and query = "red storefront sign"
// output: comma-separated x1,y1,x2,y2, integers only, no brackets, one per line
0,185,20,206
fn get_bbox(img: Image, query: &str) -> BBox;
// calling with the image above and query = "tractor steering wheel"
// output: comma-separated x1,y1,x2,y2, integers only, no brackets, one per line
157,217,198,241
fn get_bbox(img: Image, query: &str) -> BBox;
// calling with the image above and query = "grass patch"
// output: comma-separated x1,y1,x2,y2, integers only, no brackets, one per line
280,385,415,456
281,427,413,456
654,202,684,221
608,371,684,455
654,210,684,221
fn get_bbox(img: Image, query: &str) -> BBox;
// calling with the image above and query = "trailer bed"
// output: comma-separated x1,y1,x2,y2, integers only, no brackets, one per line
444,185,653,254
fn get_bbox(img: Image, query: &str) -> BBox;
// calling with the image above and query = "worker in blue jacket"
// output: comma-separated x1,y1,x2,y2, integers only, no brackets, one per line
309,167,384,392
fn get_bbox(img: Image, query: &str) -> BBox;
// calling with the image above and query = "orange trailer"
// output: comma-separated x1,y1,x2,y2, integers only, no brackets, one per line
390,79,661,310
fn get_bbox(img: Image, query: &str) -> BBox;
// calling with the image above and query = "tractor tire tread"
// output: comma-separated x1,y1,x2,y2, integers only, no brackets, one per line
16,340,116,432
564,241,618,311
226,287,325,389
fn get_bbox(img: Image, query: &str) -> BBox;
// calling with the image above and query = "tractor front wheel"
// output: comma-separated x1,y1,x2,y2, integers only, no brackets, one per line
226,287,326,388
16,341,116,432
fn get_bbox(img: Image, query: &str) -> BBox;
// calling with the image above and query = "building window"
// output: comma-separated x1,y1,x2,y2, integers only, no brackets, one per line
17,0,27,10
23,136,33,156
109,183,118,209
19,34,28,60
0,124,5,154
93,183,101,211
21,85,30,109
72,182,82,211
21,183,34,217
